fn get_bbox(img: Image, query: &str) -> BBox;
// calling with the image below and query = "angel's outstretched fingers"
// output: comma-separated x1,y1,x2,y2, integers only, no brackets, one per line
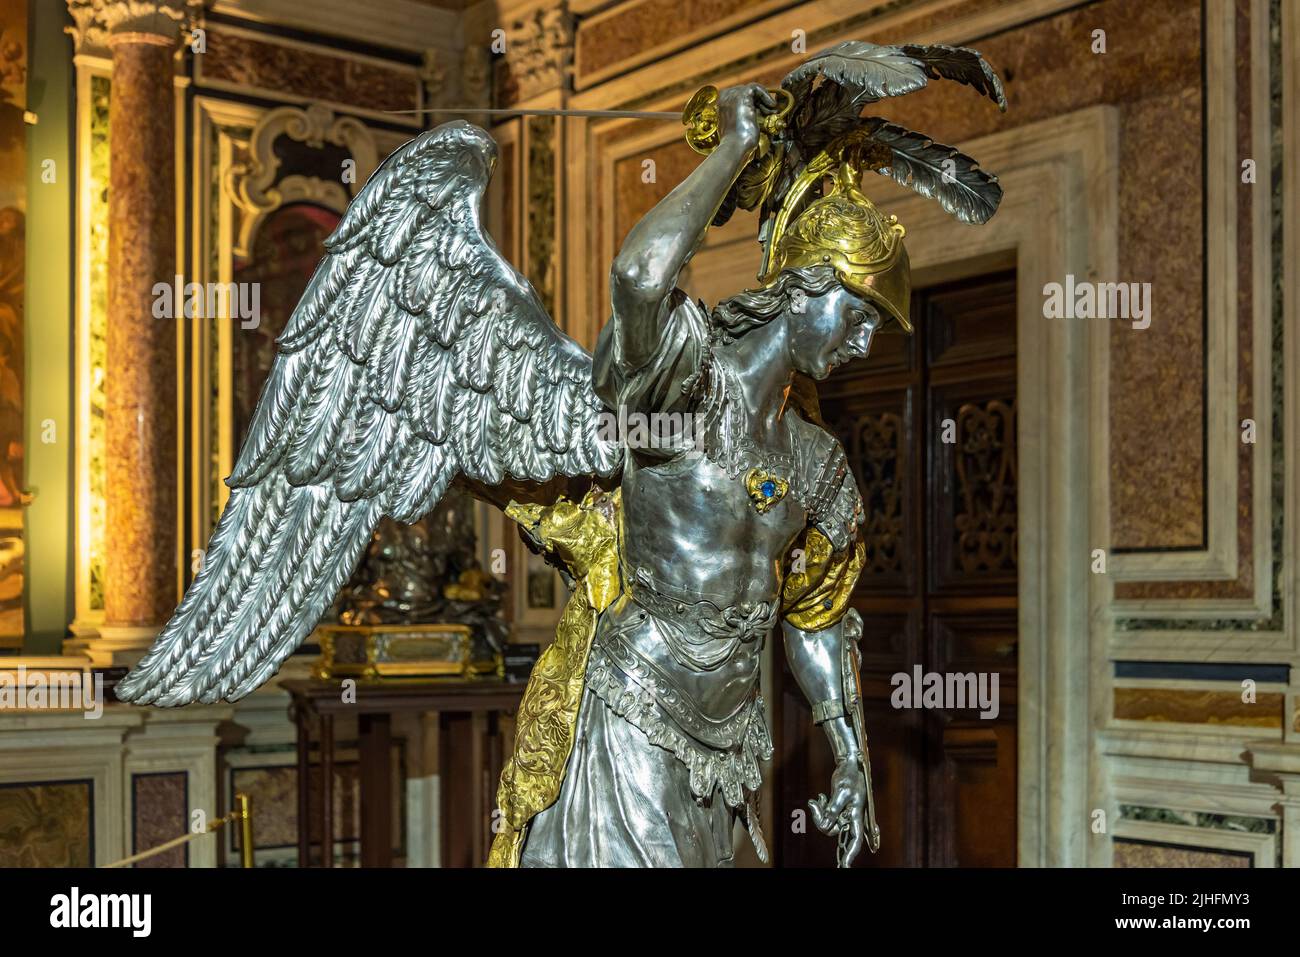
808,795,838,835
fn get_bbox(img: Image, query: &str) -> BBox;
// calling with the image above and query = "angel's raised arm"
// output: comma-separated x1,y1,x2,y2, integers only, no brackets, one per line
606,84,772,367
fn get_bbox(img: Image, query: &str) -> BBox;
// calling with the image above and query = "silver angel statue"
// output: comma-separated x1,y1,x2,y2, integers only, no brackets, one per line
116,41,1005,868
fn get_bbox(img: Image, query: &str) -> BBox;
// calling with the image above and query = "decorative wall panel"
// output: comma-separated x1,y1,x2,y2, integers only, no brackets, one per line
197,27,422,120
0,780,93,867
131,771,189,868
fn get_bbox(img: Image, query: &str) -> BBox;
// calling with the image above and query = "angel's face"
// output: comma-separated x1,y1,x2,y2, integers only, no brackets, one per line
785,285,880,380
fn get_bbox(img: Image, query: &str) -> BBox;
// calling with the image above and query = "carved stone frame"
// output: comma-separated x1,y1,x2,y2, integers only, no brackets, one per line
226,103,378,258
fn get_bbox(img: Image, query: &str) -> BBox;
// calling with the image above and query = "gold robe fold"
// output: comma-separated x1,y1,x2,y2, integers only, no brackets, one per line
487,488,623,867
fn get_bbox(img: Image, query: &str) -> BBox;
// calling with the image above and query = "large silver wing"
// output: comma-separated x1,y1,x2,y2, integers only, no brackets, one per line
116,121,620,707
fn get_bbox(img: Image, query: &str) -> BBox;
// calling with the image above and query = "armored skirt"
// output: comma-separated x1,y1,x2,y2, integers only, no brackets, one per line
518,687,738,867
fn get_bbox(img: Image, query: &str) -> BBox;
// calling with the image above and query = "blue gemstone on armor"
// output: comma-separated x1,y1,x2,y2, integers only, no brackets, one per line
761,480,776,498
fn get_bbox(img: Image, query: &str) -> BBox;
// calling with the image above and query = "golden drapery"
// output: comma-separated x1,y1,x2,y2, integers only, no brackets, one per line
781,527,865,632
487,492,862,866
487,488,623,867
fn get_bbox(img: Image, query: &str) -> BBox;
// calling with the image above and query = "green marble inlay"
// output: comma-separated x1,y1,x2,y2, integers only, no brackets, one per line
1120,804,1276,833
1120,804,1195,827
1119,804,1280,865
87,74,110,613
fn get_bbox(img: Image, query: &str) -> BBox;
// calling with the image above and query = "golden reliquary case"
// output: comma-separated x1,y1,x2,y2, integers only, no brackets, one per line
312,623,503,680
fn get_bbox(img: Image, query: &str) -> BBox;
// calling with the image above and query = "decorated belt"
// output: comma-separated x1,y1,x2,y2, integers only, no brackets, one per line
628,566,779,671
590,632,757,750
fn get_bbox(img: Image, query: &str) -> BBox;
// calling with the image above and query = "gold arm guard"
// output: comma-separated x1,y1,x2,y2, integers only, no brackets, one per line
780,528,865,631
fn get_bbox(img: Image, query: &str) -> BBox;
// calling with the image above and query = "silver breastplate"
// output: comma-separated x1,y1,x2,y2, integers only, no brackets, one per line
695,358,859,548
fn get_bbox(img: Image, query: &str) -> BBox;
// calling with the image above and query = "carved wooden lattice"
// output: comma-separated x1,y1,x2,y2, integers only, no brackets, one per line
857,412,906,576
953,398,1018,574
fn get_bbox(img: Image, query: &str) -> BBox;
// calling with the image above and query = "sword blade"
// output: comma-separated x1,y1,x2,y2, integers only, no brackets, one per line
385,106,682,120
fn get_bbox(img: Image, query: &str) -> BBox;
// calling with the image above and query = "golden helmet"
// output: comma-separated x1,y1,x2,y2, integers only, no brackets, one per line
759,143,912,333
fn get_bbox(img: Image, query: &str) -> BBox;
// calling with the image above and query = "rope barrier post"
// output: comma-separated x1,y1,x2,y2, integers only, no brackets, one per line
101,797,257,868
236,792,255,869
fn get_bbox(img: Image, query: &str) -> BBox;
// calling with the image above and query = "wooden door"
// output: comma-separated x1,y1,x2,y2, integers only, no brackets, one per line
774,270,1019,867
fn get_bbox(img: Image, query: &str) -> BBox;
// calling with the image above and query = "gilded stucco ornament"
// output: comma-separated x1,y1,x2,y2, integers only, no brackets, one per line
116,39,1006,868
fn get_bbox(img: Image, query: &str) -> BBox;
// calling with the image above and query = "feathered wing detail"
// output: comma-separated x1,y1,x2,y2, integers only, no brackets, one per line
859,117,1003,225
116,121,620,707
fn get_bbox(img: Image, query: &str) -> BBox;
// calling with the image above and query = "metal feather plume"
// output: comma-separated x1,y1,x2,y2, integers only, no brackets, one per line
719,40,1006,238
783,41,1007,112
857,117,1001,225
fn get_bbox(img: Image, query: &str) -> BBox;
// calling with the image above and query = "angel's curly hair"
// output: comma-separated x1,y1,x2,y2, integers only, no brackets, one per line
709,265,842,337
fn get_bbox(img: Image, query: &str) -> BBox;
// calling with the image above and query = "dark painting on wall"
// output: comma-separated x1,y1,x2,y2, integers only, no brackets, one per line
231,202,340,448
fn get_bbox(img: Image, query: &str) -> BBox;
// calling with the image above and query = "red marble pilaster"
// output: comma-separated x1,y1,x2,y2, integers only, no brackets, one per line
104,34,176,627
94,5,189,632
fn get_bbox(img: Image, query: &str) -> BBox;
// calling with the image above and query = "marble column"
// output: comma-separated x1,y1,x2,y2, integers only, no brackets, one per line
66,0,194,661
